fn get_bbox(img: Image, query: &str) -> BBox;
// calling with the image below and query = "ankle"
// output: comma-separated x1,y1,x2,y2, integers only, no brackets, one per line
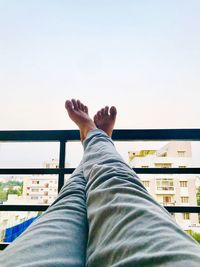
81,125,97,142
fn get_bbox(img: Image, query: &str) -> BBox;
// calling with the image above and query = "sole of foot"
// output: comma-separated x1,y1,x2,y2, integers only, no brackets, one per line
65,99,96,142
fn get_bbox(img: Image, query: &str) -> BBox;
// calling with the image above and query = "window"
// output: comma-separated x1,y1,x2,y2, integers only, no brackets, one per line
177,151,185,157
32,189,39,192
156,179,174,191
181,197,189,203
163,196,172,203
183,213,190,220
31,196,38,200
32,181,39,184
179,166,186,168
180,181,188,187
142,181,150,187
141,166,149,168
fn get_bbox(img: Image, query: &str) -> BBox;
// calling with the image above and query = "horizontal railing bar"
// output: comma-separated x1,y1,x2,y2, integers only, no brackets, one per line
134,168,200,174
0,168,199,175
112,129,200,141
0,129,200,142
0,168,75,175
165,206,200,213
0,242,9,250
0,130,79,142
0,204,200,213
0,205,48,211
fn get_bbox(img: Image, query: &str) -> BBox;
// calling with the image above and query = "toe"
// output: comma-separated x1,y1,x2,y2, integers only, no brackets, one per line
101,108,105,116
105,106,109,116
94,115,98,125
84,105,88,114
110,106,117,117
65,100,73,112
77,100,81,110
72,99,78,110
97,111,102,120
80,101,85,111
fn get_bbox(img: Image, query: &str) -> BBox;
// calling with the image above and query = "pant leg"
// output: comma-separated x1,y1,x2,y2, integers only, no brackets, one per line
0,164,88,267
83,129,200,267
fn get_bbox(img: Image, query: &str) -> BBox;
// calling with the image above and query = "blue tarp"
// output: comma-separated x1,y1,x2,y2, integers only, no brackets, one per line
4,216,39,242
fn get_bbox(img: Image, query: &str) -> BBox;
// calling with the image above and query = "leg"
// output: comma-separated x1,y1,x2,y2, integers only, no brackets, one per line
0,163,88,267
83,129,200,267
65,100,200,267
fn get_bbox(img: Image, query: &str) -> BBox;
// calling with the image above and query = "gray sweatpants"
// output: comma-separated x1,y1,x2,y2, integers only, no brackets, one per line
0,129,200,267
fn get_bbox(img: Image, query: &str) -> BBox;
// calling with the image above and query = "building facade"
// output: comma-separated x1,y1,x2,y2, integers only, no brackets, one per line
128,141,200,232
23,159,59,204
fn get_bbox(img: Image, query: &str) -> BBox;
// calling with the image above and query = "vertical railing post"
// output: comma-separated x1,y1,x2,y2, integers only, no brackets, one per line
58,141,66,192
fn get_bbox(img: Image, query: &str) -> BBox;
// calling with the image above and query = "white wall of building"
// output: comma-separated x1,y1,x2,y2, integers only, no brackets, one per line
129,142,200,233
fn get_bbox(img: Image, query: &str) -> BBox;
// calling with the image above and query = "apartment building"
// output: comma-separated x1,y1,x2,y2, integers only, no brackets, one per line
0,159,60,241
23,159,59,204
128,141,200,232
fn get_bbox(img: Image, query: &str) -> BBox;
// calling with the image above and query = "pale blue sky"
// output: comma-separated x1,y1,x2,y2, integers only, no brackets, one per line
0,0,200,131
0,1,200,169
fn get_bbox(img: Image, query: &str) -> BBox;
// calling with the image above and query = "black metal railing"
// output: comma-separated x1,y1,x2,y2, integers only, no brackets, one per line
0,128,200,250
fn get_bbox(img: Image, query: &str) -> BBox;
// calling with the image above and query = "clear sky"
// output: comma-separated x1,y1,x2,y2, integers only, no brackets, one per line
0,0,200,130
0,1,200,167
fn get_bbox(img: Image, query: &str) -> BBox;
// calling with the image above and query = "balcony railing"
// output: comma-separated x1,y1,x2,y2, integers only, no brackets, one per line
0,128,200,250
160,202,176,206
156,186,176,195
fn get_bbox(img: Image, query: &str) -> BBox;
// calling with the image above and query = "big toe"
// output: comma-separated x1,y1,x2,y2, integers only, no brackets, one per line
65,100,73,113
110,106,117,118
94,115,98,124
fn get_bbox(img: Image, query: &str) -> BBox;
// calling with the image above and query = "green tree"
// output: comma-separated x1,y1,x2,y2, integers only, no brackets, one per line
6,181,23,187
0,180,23,202
197,187,200,223
187,230,200,243
197,186,200,206
0,189,7,202
7,188,20,195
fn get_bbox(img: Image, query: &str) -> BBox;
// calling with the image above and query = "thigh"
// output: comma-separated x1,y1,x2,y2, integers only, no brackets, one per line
0,165,88,267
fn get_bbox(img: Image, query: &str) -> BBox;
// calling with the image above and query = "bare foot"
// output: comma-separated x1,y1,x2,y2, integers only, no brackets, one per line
94,106,117,137
65,99,96,142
